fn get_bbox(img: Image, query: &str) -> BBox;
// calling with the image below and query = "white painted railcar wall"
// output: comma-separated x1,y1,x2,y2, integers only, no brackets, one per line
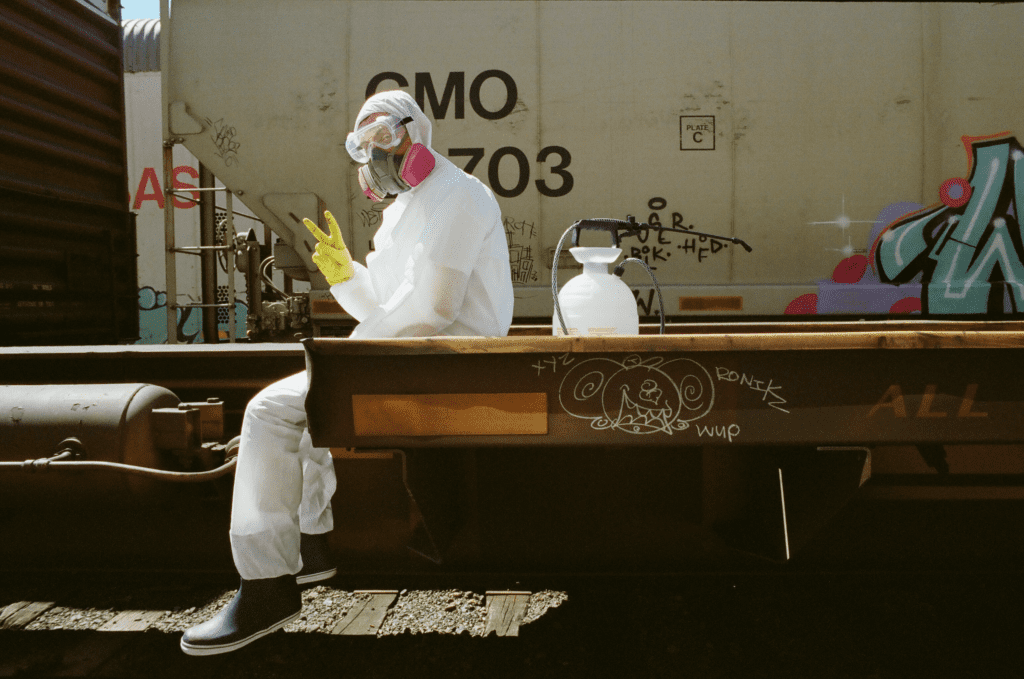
165,1,1024,319
125,69,259,342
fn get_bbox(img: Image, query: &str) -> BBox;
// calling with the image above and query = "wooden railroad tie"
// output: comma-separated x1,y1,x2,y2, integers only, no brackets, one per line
0,601,56,630
484,591,532,637
330,590,399,636
98,610,169,632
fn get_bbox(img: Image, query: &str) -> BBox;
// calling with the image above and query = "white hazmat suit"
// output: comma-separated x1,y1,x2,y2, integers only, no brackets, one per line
229,90,514,580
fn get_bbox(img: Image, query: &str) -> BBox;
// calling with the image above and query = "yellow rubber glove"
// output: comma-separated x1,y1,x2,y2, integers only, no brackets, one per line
303,210,355,285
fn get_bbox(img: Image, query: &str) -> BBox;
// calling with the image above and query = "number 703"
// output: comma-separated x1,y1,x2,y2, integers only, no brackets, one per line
448,145,574,198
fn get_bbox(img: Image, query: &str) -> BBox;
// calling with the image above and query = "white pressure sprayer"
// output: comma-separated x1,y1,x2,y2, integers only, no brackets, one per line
552,216,754,336
553,246,639,336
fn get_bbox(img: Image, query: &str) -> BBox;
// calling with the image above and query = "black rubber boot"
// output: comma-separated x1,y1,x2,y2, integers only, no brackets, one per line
180,575,301,656
296,532,337,585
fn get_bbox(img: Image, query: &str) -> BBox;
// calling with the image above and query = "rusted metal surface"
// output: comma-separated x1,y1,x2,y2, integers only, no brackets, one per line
508,319,1024,338
304,322,1024,449
0,383,182,505
0,344,307,434
0,0,127,208
0,334,1021,570
0,0,136,345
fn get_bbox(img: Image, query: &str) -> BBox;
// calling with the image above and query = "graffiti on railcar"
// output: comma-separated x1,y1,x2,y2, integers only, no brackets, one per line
786,200,926,316
531,352,575,376
536,354,794,438
714,367,789,413
205,117,241,167
136,286,246,344
504,216,539,284
788,133,1024,317
639,196,729,270
868,384,989,419
695,423,742,443
873,134,1024,315
358,201,388,231
555,354,715,435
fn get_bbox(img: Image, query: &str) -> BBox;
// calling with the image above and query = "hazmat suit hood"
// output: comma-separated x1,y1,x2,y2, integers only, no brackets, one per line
354,90,432,149
334,90,513,340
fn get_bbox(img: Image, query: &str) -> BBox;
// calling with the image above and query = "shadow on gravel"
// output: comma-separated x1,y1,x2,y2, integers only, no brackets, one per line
3,572,1024,678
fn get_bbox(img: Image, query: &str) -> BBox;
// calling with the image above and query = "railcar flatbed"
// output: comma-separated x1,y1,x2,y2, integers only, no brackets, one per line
304,320,1024,449
3,320,1023,568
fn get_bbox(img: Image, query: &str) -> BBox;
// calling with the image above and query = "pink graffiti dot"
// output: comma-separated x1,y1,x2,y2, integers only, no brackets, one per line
939,177,972,208
832,255,868,284
889,297,922,314
784,293,818,315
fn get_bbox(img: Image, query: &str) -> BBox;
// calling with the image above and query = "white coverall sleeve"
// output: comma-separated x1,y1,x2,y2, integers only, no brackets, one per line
346,188,485,339
328,261,378,322
348,261,471,339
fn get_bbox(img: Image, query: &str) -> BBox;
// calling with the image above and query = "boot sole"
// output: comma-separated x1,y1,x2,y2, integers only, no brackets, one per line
296,567,337,585
179,609,302,656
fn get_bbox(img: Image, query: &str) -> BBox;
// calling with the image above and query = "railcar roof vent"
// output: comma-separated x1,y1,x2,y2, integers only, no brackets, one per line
122,18,160,73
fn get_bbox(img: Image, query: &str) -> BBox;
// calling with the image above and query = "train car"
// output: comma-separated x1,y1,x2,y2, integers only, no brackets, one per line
123,17,242,344
159,0,1024,334
0,0,138,345
123,17,293,344
1,1,1023,575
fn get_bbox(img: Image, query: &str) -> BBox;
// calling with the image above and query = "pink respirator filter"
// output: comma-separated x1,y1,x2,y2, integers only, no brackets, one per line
399,144,436,187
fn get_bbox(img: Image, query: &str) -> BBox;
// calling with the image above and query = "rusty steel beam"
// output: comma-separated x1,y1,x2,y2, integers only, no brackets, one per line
304,324,1024,449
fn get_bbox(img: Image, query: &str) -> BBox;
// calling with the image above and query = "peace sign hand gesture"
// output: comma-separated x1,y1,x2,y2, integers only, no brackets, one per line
303,210,355,285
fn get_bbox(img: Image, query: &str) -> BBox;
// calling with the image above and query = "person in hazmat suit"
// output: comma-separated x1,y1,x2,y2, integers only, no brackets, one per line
181,90,514,656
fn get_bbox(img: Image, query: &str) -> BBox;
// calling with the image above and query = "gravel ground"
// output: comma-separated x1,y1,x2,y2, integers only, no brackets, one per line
285,586,362,634
522,590,568,625
149,588,236,635
20,584,567,637
24,606,118,632
4,572,1024,678
378,589,488,636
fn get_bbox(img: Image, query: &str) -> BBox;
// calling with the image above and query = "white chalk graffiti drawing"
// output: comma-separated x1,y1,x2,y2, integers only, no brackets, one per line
557,355,714,435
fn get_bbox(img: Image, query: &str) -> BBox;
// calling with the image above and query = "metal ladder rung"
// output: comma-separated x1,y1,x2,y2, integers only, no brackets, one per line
169,186,231,193
171,245,233,254
172,303,234,309
166,193,265,222
163,146,237,344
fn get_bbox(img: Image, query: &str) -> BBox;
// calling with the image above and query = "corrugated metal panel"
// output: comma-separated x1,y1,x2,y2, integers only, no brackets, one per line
122,19,160,73
0,0,138,345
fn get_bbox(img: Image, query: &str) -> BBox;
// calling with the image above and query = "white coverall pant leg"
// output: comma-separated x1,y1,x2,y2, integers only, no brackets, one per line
229,371,336,580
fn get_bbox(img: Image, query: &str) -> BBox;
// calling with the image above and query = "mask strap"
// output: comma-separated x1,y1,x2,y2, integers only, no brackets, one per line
397,116,414,144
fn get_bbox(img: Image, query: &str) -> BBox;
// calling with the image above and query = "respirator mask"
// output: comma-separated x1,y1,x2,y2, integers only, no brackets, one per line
346,114,436,202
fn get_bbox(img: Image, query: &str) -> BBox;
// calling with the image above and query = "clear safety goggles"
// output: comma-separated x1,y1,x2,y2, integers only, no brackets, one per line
345,114,413,163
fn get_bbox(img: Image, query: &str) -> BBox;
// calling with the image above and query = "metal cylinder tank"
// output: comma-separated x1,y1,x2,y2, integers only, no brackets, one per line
0,383,182,506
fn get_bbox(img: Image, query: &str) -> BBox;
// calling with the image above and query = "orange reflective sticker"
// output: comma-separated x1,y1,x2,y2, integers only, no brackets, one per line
352,393,548,436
